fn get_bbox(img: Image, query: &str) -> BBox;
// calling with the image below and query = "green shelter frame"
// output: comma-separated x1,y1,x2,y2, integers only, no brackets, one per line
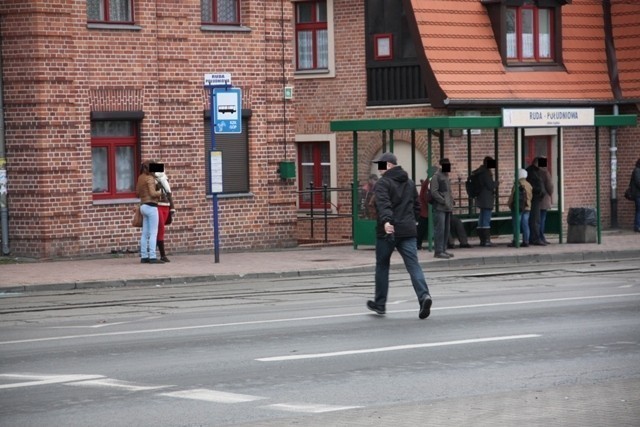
330,114,637,249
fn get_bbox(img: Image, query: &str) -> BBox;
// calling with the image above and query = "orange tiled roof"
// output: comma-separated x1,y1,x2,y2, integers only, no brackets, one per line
407,0,640,107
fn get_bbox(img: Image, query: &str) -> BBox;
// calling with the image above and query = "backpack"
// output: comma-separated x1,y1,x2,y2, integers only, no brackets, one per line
425,180,435,205
510,184,526,211
465,170,482,198
425,188,434,204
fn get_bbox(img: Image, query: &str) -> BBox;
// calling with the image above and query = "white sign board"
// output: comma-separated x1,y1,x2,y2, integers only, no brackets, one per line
503,108,595,127
204,73,232,87
210,150,223,194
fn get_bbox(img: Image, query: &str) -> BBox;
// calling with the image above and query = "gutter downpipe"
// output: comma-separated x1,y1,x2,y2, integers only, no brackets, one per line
0,24,10,255
603,0,622,229
610,104,619,228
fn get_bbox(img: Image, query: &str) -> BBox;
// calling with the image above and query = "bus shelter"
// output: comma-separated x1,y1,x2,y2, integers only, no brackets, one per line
329,113,637,249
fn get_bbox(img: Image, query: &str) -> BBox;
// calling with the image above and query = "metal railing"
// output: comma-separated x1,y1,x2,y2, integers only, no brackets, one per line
297,183,353,243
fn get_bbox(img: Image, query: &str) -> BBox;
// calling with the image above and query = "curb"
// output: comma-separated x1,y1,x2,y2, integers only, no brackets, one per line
3,249,638,294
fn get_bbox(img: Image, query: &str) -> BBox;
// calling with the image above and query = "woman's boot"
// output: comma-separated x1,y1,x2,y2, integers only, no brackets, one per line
478,228,487,247
157,240,170,263
484,229,493,247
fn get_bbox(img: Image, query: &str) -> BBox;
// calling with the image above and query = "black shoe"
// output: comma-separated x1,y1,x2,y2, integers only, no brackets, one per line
419,296,432,319
521,243,529,247
366,300,385,315
160,256,171,263
459,243,472,248
532,241,545,246
434,252,450,259
140,258,149,263
443,251,455,258
447,243,455,249
148,258,165,264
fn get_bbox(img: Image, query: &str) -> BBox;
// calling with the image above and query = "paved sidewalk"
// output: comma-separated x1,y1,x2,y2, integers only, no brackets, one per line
1,230,638,293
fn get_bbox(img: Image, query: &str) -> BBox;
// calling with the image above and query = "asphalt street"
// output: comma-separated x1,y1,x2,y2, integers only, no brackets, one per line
1,261,639,426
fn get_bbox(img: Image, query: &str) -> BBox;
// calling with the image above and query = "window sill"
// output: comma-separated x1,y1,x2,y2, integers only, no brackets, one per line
505,63,566,72
87,23,142,31
93,197,140,205
208,192,254,199
201,25,251,33
294,68,334,79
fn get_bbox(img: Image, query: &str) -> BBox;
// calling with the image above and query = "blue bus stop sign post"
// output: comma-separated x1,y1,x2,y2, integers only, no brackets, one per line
205,75,242,263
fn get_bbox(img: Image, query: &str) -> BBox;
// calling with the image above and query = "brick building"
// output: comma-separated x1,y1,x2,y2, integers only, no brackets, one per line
0,0,300,258
0,0,639,258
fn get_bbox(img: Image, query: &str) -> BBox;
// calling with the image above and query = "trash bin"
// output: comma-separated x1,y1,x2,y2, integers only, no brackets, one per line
567,207,597,243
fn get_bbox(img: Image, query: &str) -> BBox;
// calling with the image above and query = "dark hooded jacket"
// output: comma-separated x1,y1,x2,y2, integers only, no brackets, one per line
373,166,420,238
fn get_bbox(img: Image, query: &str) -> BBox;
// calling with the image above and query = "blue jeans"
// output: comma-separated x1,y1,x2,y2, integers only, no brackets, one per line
511,211,530,244
635,196,640,231
478,208,492,229
140,204,159,259
374,236,430,307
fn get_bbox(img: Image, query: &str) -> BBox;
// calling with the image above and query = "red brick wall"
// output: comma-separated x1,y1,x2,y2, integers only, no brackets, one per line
0,0,299,258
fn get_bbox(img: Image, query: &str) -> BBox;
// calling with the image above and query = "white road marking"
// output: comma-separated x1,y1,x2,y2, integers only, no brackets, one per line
0,374,104,389
265,403,362,413
49,322,131,329
66,378,169,391
256,334,542,362
1,293,637,346
159,388,265,403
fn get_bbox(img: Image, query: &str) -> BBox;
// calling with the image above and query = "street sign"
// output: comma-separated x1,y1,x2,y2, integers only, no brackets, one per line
503,108,595,127
213,88,242,134
204,73,231,87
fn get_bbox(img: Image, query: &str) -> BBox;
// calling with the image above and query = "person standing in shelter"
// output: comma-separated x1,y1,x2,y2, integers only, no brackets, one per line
538,157,553,244
508,169,533,247
136,161,163,264
366,152,432,320
430,158,455,259
472,156,498,247
359,174,378,219
630,158,640,232
416,177,430,250
526,158,546,245
154,164,175,263
448,215,472,249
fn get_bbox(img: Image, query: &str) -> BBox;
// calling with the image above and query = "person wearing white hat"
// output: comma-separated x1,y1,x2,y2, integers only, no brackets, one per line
508,169,533,247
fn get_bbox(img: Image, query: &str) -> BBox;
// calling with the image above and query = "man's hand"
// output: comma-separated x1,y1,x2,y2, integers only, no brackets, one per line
384,222,395,234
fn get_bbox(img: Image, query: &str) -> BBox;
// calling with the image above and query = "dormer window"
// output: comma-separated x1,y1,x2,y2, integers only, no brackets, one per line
507,5,553,62
483,0,569,67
